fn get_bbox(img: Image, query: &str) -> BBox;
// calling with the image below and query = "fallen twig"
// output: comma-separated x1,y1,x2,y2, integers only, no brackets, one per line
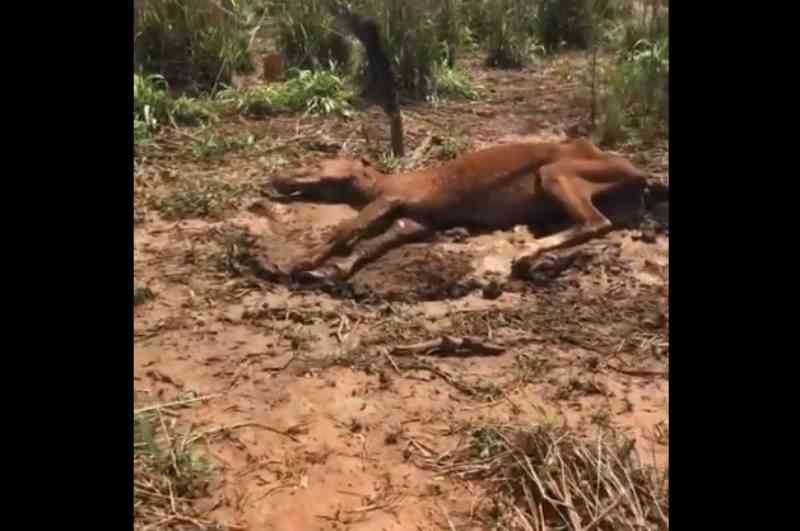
438,502,458,531
187,422,304,445
409,134,433,165
134,393,222,415
342,494,405,514
383,349,402,375
606,363,667,378
263,353,296,372
394,358,480,397
391,336,505,357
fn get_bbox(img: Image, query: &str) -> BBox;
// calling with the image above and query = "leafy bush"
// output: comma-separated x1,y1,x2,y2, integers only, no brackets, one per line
133,73,213,144
217,69,352,117
483,0,540,68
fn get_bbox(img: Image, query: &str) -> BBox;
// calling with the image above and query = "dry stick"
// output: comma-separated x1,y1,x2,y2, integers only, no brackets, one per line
383,349,402,375
134,393,222,415
157,409,181,485
513,505,536,531
342,494,405,514
409,133,433,165
253,482,294,503
582,494,626,531
438,502,458,531
395,359,477,396
559,454,583,530
263,352,296,372
187,422,302,445
606,363,667,378
247,6,270,51
228,357,255,390
391,336,506,357
336,314,348,344
133,487,191,503
518,480,539,530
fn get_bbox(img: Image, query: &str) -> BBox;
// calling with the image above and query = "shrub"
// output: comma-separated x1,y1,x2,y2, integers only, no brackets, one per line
351,0,465,99
484,0,540,68
133,73,213,144
537,0,594,53
272,0,354,72
594,2,669,142
134,0,255,92
216,69,352,117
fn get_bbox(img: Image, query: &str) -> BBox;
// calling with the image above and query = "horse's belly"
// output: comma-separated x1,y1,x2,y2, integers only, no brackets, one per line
458,187,541,228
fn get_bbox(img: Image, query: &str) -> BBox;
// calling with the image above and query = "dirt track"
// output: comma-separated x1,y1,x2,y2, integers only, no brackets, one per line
134,53,668,530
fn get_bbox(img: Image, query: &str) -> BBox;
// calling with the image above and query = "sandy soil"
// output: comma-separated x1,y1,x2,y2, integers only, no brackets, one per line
134,52,668,531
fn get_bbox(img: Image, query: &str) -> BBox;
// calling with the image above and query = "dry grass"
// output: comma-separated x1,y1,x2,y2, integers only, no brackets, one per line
134,409,222,530
411,422,668,530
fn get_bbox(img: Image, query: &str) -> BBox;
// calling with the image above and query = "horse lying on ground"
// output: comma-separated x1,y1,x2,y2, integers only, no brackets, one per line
265,138,667,282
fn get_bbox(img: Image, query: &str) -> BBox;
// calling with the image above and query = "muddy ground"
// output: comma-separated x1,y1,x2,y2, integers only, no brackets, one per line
134,52,668,530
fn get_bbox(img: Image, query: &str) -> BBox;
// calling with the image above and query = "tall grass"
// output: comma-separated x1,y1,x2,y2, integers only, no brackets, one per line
349,0,446,99
595,1,669,142
273,0,468,100
216,68,352,117
133,73,214,145
537,0,593,53
134,0,255,92
272,0,354,72
483,0,540,68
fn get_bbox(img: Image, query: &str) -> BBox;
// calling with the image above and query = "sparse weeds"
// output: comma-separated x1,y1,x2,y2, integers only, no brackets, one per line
588,1,669,143
590,403,613,428
217,69,352,117
134,73,215,145
514,352,552,382
134,411,217,529
413,422,668,530
608,34,668,139
191,130,255,160
152,178,248,220
134,73,173,144
211,225,259,275
436,130,471,160
284,325,317,351
432,63,480,101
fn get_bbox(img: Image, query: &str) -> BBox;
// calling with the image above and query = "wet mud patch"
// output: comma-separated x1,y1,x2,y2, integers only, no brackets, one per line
301,244,481,304
351,244,476,301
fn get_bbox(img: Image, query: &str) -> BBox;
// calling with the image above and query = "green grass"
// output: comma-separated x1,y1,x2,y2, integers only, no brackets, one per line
421,421,668,530
216,68,352,117
432,63,481,101
133,73,215,145
134,411,216,528
483,0,540,68
190,130,255,160
151,178,249,220
345,0,467,100
134,0,255,91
